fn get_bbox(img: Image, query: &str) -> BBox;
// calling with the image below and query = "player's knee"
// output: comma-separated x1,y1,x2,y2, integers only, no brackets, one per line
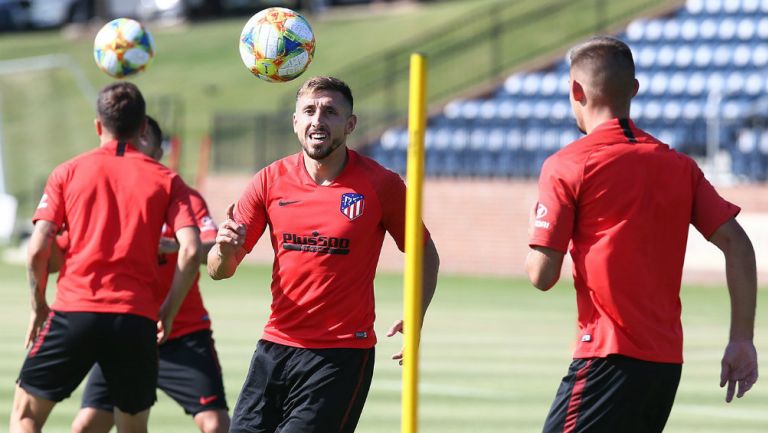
194,410,230,433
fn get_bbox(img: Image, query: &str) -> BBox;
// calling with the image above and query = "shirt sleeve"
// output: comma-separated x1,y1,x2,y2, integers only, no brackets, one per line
32,165,67,228
528,156,577,253
56,230,70,251
378,171,430,253
236,170,269,255
190,191,218,243
166,176,197,233
691,167,741,239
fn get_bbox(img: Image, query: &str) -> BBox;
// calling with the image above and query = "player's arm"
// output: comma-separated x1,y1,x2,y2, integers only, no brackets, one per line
387,237,440,364
420,238,440,321
708,217,758,402
208,203,247,280
526,246,565,291
47,236,64,274
25,220,57,347
158,225,201,343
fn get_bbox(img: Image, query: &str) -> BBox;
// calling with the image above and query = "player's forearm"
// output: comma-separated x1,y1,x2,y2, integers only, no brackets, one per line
420,239,440,322
27,222,56,310
199,241,216,265
207,244,239,280
724,237,757,341
27,261,49,311
161,239,202,321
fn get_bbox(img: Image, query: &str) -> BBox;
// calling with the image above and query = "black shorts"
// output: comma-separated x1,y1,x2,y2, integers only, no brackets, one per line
17,311,158,414
542,355,682,433
82,329,228,416
230,339,375,433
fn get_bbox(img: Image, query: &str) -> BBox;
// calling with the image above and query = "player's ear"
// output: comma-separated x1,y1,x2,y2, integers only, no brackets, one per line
94,118,103,137
292,112,298,133
631,78,639,98
571,80,586,104
345,114,357,134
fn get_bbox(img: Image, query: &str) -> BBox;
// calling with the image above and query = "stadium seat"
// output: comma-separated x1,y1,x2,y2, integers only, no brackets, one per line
662,19,681,41
368,0,767,180
626,20,645,41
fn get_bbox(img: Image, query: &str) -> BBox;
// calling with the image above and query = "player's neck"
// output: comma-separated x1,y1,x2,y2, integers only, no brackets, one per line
99,132,140,147
582,106,631,134
303,147,348,186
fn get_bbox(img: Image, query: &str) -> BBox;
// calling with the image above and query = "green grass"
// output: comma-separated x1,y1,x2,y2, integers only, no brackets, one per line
1,261,766,432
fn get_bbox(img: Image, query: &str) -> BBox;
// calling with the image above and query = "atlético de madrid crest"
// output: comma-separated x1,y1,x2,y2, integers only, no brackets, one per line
340,193,364,220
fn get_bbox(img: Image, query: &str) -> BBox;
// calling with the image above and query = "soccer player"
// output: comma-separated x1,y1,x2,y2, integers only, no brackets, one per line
207,76,440,433
65,116,230,433
10,82,201,433
527,36,758,433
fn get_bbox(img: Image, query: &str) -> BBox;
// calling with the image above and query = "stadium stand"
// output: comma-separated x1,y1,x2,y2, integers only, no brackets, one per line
365,0,768,181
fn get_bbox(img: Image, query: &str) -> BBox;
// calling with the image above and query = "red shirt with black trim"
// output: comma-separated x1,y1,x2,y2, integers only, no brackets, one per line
529,118,740,363
234,149,428,349
157,188,217,340
34,140,196,321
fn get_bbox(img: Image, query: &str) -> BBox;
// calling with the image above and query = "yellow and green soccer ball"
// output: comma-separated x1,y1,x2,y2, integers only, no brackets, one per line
239,7,316,83
93,18,155,78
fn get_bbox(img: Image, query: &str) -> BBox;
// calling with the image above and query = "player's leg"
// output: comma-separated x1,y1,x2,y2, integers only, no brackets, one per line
9,385,55,433
278,345,375,433
71,364,116,433
71,408,114,433
11,311,98,433
155,330,230,433
541,355,681,433
230,340,292,433
97,313,158,433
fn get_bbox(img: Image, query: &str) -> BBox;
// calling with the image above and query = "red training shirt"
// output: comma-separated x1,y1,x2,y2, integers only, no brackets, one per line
157,188,217,340
33,140,196,321
529,118,739,363
234,149,428,349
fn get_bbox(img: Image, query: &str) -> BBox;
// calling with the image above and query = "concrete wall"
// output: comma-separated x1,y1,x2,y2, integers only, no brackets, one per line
201,175,768,284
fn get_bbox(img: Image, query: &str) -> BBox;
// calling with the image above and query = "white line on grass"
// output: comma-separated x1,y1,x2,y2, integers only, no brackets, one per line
373,380,518,401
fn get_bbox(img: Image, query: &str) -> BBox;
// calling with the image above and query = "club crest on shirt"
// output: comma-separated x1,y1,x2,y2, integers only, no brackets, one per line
340,193,364,221
199,216,217,232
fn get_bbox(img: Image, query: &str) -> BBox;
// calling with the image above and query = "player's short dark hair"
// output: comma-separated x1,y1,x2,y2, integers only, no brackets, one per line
296,76,354,112
568,36,636,105
145,115,163,149
96,82,146,140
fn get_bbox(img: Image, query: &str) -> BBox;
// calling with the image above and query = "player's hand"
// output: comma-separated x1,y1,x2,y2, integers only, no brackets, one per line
25,304,51,348
387,319,405,365
215,203,246,254
720,339,758,402
156,317,173,344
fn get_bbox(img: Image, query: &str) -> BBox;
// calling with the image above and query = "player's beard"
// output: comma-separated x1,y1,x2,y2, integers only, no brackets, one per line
303,136,344,161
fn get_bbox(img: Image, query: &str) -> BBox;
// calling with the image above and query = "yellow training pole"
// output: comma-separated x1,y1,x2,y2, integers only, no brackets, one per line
402,52,427,433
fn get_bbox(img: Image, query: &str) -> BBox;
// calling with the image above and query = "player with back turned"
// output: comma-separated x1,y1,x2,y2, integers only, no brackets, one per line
207,76,440,433
527,36,758,433
67,116,230,433
9,82,201,433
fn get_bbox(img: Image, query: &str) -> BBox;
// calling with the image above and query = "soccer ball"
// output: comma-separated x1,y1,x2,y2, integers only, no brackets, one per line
239,7,316,83
93,18,155,78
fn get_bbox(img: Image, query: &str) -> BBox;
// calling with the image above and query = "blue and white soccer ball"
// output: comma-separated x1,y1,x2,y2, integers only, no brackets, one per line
93,18,155,78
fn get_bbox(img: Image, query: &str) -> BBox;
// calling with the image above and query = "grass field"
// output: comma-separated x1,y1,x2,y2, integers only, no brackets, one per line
0,261,765,432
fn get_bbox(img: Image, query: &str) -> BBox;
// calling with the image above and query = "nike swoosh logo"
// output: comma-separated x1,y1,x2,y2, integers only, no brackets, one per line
199,395,219,405
278,200,301,206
